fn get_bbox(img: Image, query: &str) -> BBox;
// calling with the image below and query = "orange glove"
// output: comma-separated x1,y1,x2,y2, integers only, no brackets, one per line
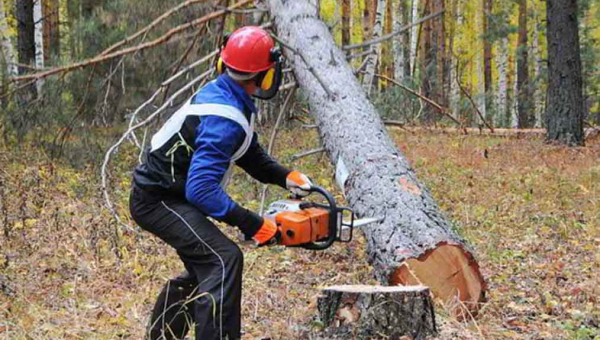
285,171,313,197
252,219,279,246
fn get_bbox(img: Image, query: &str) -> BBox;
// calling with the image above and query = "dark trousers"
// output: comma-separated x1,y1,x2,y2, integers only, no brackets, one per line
130,186,243,340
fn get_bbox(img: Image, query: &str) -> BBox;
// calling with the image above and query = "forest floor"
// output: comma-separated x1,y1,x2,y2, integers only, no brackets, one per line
0,127,598,340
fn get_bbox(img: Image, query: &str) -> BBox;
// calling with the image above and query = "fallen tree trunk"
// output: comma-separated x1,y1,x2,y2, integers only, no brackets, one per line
318,285,437,340
266,0,486,315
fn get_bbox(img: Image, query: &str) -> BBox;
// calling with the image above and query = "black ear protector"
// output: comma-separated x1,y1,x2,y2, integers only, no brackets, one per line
253,48,283,100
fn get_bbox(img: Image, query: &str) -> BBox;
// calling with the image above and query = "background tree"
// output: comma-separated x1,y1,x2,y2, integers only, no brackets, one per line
516,0,532,128
545,0,585,145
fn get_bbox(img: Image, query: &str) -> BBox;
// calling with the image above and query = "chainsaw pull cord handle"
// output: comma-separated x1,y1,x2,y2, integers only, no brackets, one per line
300,185,337,250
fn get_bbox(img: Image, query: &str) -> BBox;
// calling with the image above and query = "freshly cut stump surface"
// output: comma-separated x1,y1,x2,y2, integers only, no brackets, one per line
317,285,437,340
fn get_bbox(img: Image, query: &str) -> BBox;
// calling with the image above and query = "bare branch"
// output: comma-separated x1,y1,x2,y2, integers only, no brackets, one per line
102,69,212,232
99,0,213,56
270,34,336,99
259,87,298,215
368,72,466,131
455,73,495,133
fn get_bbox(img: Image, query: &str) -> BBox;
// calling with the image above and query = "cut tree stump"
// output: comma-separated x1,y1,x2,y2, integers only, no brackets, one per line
266,0,486,316
317,285,437,340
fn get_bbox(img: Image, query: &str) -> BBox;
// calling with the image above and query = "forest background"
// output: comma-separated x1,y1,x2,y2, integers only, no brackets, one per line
0,0,598,339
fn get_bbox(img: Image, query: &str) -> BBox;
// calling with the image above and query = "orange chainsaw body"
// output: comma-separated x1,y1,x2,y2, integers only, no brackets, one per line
275,208,330,246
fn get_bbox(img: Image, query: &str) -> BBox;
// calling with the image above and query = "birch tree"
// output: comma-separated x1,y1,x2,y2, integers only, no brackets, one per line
409,0,419,76
361,0,385,96
496,37,509,126
33,0,44,93
0,0,18,76
393,0,408,81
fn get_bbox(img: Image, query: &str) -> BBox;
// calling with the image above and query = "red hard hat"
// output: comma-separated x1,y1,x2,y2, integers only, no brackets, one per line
221,26,275,73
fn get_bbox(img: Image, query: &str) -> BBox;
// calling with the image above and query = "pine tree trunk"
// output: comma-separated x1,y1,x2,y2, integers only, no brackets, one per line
42,0,60,63
266,0,486,316
421,0,445,123
362,0,385,96
16,0,36,99
516,0,532,128
0,0,18,76
33,0,44,93
341,0,351,47
545,0,584,146
16,0,35,74
317,285,437,339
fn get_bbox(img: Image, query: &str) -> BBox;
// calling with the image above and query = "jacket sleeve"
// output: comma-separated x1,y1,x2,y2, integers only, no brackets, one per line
236,133,291,189
185,115,263,237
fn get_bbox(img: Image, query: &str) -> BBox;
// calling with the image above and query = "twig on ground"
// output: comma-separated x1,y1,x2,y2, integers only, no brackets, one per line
259,87,298,215
270,34,336,99
455,74,495,133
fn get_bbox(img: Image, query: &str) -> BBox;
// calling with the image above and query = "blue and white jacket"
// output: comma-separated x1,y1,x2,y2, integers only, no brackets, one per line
133,74,290,236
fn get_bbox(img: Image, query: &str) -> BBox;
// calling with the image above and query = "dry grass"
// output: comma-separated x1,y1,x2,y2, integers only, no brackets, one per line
0,128,597,339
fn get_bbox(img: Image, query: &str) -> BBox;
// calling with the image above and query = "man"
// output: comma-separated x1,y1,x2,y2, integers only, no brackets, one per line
130,26,313,340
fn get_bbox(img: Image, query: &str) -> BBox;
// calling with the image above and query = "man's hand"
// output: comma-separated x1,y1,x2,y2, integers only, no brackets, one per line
286,171,313,197
252,219,279,246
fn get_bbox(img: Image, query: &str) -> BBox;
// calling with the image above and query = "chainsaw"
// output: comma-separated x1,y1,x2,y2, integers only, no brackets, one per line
263,186,356,250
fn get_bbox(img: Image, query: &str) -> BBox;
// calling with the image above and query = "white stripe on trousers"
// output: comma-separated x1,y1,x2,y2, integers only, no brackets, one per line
161,201,225,340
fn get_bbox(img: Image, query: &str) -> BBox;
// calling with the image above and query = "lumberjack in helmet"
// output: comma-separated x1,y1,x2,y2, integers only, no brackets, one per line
217,26,283,100
129,26,312,340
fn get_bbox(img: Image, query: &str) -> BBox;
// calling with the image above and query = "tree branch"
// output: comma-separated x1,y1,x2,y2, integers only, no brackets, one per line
99,0,213,57
270,34,336,99
10,0,254,83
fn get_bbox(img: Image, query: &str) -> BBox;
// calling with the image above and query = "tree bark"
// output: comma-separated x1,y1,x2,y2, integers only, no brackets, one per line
33,0,44,93
496,37,509,127
266,0,486,316
392,0,408,82
482,0,493,122
317,285,437,340
409,0,420,77
341,0,350,47
516,0,532,128
545,0,584,146
0,0,18,76
16,0,35,74
42,0,60,62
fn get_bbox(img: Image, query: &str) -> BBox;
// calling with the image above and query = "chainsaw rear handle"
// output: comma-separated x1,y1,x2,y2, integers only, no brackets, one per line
300,185,338,250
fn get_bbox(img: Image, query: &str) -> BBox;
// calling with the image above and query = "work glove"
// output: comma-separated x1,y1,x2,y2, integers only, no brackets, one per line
252,218,279,246
285,171,313,197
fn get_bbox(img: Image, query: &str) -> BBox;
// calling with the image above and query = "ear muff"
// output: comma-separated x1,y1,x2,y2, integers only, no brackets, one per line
260,68,276,90
216,57,225,74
